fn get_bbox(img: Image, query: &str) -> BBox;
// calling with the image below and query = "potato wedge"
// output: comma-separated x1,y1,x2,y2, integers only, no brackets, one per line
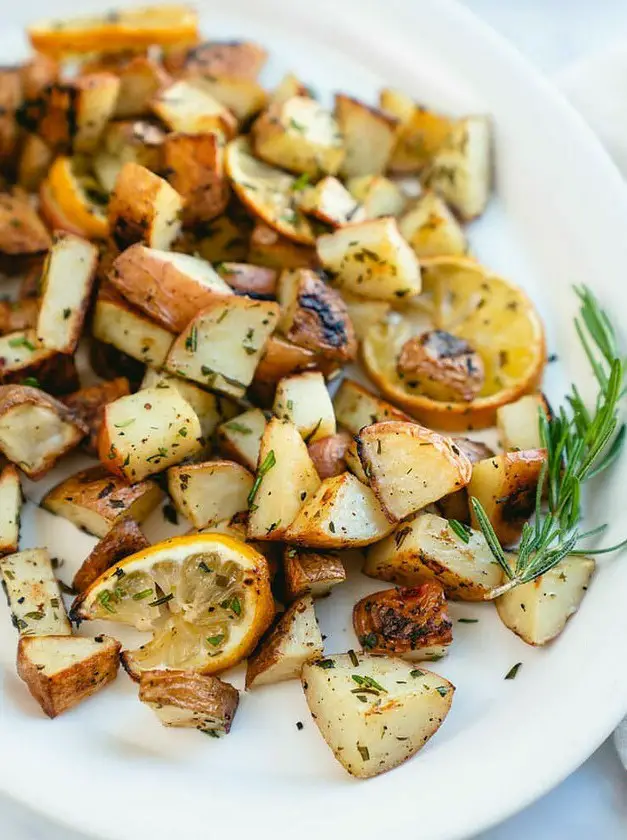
277,268,357,363
346,175,406,220
273,371,335,443
168,460,253,529
496,555,595,646
357,421,472,523
108,162,183,251
317,218,421,301
0,464,21,556
307,431,352,480
163,131,230,226
246,595,323,688
62,378,131,457
217,262,277,299
295,176,364,227
353,581,452,661
380,89,454,174
0,331,79,394
113,56,171,119
73,519,149,593
151,78,237,139
247,417,321,541
496,394,548,452
164,297,279,398
468,449,547,547
399,191,467,258
1,548,71,636
43,465,163,539
335,95,397,178
217,408,267,471
17,134,54,192
0,385,86,479
283,547,346,601
36,232,98,354
139,669,239,734
364,512,504,600
284,472,392,548
109,244,232,332
0,192,51,258
164,40,267,81
333,378,413,435
301,652,454,779
248,222,317,270
98,385,202,482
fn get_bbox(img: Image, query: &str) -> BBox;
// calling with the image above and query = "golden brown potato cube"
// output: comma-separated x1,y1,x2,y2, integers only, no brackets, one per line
168,460,253,529
380,88,454,174
335,94,397,178
396,330,484,403
163,132,229,226
139,669,239,734
399,191,467,258
333,378,414,435
496,394,549,452
0,192,51,257
17,134,54,192
113,56,172,119
164,40,267,80
0,464,21,556
436,437,495,523
0,68,22,168
17,634,121,718
217,408,267,472
1,548,71,636
108,162,183,251
73,519,149,593
0,297,39,336
295,176,364,228
191,76,267,123
151,78,237,138
62,377,130,457
346,175,406,220
283,547,346,602
252,334,316,386
43,465,163,539
217,262,277,299
307,431,351,480
353,582,452,661
248,222,317,270
94,119,165,193
274,371,336,443
0,330,79,394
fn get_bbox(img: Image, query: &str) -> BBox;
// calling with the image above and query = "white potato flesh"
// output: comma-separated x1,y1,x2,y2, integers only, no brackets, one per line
19,634,117,674
496,394,547,452
399,191,467,258
302,652,454,778
317,218,421,301
335,95,397,178
217,408,267,471
1,548,71,636
343,439,369,483
151,79,236,137
273,371,336,443
347,175,406,220
192,76,267,122
496,555,595,645
0,404,81,478
333,378,412,435
93,296,175,367
168,460,253,529
295,176,364,227
0,464,21,555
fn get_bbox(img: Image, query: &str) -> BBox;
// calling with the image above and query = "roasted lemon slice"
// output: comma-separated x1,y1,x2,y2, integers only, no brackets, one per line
362,256,546,430
72,534,274,680
41,156,109,239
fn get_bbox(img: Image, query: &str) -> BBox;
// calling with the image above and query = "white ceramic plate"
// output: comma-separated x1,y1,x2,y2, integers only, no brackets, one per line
1,1,627,839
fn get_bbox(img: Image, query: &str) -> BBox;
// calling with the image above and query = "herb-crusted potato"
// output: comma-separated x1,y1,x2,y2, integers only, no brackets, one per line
357,421,472,523
0,192,51,258
175,210,251,263
301,652,454,779
163,131,230,226
151,78,237,138
335,94,397,178
307,431,352,480
273,371,336,443
364,512,504,600
283,547,346,601
0,464,21,556
317,218,422,302
73,519,149,593
333,378,413,435
98,385,202,482
380,88,454,174
139,669,239,734
1,548,71,636
217,408,267,471
168,460,253,529
246,595,323,688
496,394,549,452
346,175,406,220
0,331,79,394
17,634,121,718
253,335,316,386
164,39,267,80
43,465,163,539
436,437,495,523
62,378,131,457
295,176,364,228
399,191,467,258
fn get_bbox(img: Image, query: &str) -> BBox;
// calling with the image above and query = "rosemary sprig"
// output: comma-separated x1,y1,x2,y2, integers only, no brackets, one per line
473,285,627,599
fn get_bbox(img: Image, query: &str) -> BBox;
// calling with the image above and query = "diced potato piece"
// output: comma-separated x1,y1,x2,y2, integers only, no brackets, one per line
317,218,421,301
217,408,267,471
496,555,595,645
98,385,202,482
20,53,60,100
357,421,472,522
43,465,163,539
273,371,335,443
284,472,392,548
253,96,344,177
36,233,98,354
151,78,237,138
341,296,391,343
164,39,267,81
342,438,368,484
295,176,364,227
1,548,71,636
436,437,495,524
0,298,39,336
283,547,346,601
190,76,267,122
175,212,251,263
399,191,467,258
139,669,239,734
468,450,546,547
246,595,323,688
95,119,165,192
333,378,413,435
17,634,121,718
0,192,51,257
248,222,317,270
163,131,229,226
302,652,454,779
0,331,79,394
165,297,279,398
108,162,183,252
168,460,253,529
353,582,452,661
277,268,357,363
114,56,171,119
18,134,54,192
0,68,21,168
422,116,492,221
92,286,175,367
496,394,548,452
0,385,86,479
61,377,131,456
73,519,149,593
364,512,504,600
109,244,232,332
335,95,397,178
380,89,454,174
271,73,310,106
216,262,277,299
247,417,321,541
253,335,316,386
0,465,21,556
307,431,351,480
346,175,406,220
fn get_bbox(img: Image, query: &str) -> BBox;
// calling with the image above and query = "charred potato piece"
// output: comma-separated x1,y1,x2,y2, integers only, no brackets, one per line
0,331,79,394
164,40,267,80
62,377,131,456
168,460,253,529
151,78,237,139
273,371,336,443
73,519,149,593
307,431,352,480
283,547,346,602
248,222,317,270
1,548,71,636
17,634,121,718
163,131,229,226
335,94,397,178
0,298,39,336
399,192,467,258
396,330,485,402
0,192,51,258
139,669,239,734
43,465,164,539
246,595,323,688
217,408,267,472
0,464,21,556
217,262,277,299
353,582,452,661
496,393,549,452
333,378,413,435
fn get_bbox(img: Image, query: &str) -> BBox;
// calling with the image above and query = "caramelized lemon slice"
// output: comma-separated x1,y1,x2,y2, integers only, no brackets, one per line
41,156,109,239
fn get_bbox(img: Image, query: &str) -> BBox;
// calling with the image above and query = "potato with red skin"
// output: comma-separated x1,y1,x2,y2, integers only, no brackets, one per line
164,40,267,80
217,262,277,299
353,582,453,661
62,378,131,456
72,519,149,593
397,330,485,403
307,431,352,479
0,192,51,258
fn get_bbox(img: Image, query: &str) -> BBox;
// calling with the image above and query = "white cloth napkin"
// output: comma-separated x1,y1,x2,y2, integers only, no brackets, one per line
557,42,627,769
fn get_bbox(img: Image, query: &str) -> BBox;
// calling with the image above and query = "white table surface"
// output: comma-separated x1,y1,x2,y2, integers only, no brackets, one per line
2,1,627,838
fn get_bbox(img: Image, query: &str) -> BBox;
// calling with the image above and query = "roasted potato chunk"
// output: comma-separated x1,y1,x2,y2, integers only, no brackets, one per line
396,330,485,402
217,262,277,299
252,334,316,387
0,331,79,394
168,460,253,529
0,464,21,556
346,175,406,220
248,222,317,270
17,134,55,192
113,56,172,119
163,131,229,226
270,73,310,106
333,378,413,435
307,431,352,480
335,94,397,178
217,408,267,471
139,669,239,734
273,371,336,443
151,78,237,138
0,68,21,168
436,437,495,523
283,547,346,602
496,393,549,452
94,119,165,192
353,582,452,661
164,40,267,80
0,298,39,337
62,377,131,457
1,548,71,636
295,176,364,228
0,192,51,258
73,519,149,594
399,191,467,258
380,88,454,174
